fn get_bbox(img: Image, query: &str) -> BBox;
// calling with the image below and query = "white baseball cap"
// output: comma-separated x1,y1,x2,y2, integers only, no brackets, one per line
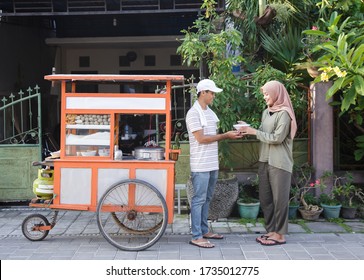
196,79,223,93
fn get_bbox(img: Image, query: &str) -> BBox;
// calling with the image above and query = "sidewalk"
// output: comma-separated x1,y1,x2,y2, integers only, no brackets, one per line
0,207,363,260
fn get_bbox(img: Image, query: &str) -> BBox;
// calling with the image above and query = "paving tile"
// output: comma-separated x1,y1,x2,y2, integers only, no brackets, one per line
285,251,312,260
305,222,346,232
266,254,291,260
344,222,364,232
1,208,364,260
243,251,268,260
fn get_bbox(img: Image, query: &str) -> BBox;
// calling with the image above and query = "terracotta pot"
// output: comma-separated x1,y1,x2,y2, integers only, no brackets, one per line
169,152,179,161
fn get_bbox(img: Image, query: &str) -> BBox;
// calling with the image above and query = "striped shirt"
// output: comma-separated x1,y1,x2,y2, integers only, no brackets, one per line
186,106,219,172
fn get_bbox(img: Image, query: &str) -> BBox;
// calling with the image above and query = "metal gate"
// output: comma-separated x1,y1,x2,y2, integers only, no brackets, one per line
0,86,42,202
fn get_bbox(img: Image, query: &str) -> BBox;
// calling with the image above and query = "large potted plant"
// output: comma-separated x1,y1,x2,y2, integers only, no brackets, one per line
290,164,312,220
299,186,323,221
332,172,364,219
319,193,342,219
236,175,260,219
292,163,323,220
315,171,342,219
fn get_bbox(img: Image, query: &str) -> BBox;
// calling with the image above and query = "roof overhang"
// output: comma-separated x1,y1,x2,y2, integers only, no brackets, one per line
45,35,183,48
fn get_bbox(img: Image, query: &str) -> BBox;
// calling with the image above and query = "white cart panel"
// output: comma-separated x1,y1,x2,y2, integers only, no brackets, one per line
60,168,92,204
97,168,130,201
135,169,168,198
66,97,166,110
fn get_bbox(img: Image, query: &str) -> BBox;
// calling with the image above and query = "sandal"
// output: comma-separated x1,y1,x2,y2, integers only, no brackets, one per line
203,233,224,239
259,238,286,246
189,239,215,248
255,235,269,243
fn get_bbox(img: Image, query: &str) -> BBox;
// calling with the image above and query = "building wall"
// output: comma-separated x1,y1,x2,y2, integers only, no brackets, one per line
0,22,54,96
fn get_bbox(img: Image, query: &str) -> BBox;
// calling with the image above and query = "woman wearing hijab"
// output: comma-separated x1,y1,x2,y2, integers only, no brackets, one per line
238,80,297,246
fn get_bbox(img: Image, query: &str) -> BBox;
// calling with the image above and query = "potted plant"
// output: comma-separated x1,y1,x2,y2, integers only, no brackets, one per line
170,132,181,161
288,184,300,220
314,171,342,219
236,175,260,219
332,172,364,219
319,193,342,219
292,163,323,220
290,164,312,220
299,185,323,221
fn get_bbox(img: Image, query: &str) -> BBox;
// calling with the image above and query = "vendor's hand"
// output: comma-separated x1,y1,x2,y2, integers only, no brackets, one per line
225,130,243,139
239,126,256,135
237,120,247,125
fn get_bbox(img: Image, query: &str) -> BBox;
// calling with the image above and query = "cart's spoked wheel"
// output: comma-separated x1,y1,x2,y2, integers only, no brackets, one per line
22,214,50,241
97,179,168,251
111,211,163,234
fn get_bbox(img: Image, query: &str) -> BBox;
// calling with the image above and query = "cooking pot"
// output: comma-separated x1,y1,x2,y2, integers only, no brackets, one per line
134,146,165,160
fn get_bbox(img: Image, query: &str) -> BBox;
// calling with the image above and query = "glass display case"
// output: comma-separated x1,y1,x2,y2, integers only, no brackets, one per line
65,113,111,157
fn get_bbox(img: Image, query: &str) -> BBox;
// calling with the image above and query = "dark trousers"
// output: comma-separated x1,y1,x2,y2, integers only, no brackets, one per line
258,162,291,235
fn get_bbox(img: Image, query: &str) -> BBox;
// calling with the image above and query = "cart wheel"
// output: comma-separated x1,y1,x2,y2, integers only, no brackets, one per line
22,214,50,241
97,179,168,251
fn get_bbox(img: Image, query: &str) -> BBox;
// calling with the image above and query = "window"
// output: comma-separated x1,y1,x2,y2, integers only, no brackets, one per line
144,55,156,66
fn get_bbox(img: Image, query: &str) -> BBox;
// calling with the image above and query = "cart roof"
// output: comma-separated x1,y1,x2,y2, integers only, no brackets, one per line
44,74,185,82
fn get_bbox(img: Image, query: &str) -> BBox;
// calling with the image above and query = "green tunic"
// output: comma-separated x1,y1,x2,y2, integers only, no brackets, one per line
255,109,293,173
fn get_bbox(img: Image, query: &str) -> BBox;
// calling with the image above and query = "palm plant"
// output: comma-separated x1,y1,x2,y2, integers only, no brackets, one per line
260,28,304,72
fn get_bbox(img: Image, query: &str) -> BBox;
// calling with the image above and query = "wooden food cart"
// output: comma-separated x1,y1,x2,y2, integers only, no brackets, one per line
22,74,184,251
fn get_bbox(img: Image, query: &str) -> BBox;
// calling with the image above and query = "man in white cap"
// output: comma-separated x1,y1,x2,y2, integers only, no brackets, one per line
186,78,242,248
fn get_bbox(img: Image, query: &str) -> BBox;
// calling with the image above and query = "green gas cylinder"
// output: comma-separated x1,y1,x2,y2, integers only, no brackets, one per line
32,168,54,199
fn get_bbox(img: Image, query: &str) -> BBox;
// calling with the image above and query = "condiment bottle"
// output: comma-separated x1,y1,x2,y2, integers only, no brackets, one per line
114,145,123,160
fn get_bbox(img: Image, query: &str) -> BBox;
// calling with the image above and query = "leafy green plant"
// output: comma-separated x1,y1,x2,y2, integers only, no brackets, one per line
319,193,341,206
177,1,249,168
238,175,259,203
330,172,364,207
302,192,319,206
302,11,364,160
289,184,300,206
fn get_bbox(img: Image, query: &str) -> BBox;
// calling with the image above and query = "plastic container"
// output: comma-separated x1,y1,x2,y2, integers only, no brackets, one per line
114,145,123,160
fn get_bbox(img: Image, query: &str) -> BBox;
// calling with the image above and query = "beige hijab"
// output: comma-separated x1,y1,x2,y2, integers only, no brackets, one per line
261,81,297,139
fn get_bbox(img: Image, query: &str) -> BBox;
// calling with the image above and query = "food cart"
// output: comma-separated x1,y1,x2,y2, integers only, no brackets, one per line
21,74,184,251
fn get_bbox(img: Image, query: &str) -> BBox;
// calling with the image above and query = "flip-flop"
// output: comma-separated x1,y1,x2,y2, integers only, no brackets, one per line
203,233,224,240
189,240,215,248
255,235,269,243
259,239,286,246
